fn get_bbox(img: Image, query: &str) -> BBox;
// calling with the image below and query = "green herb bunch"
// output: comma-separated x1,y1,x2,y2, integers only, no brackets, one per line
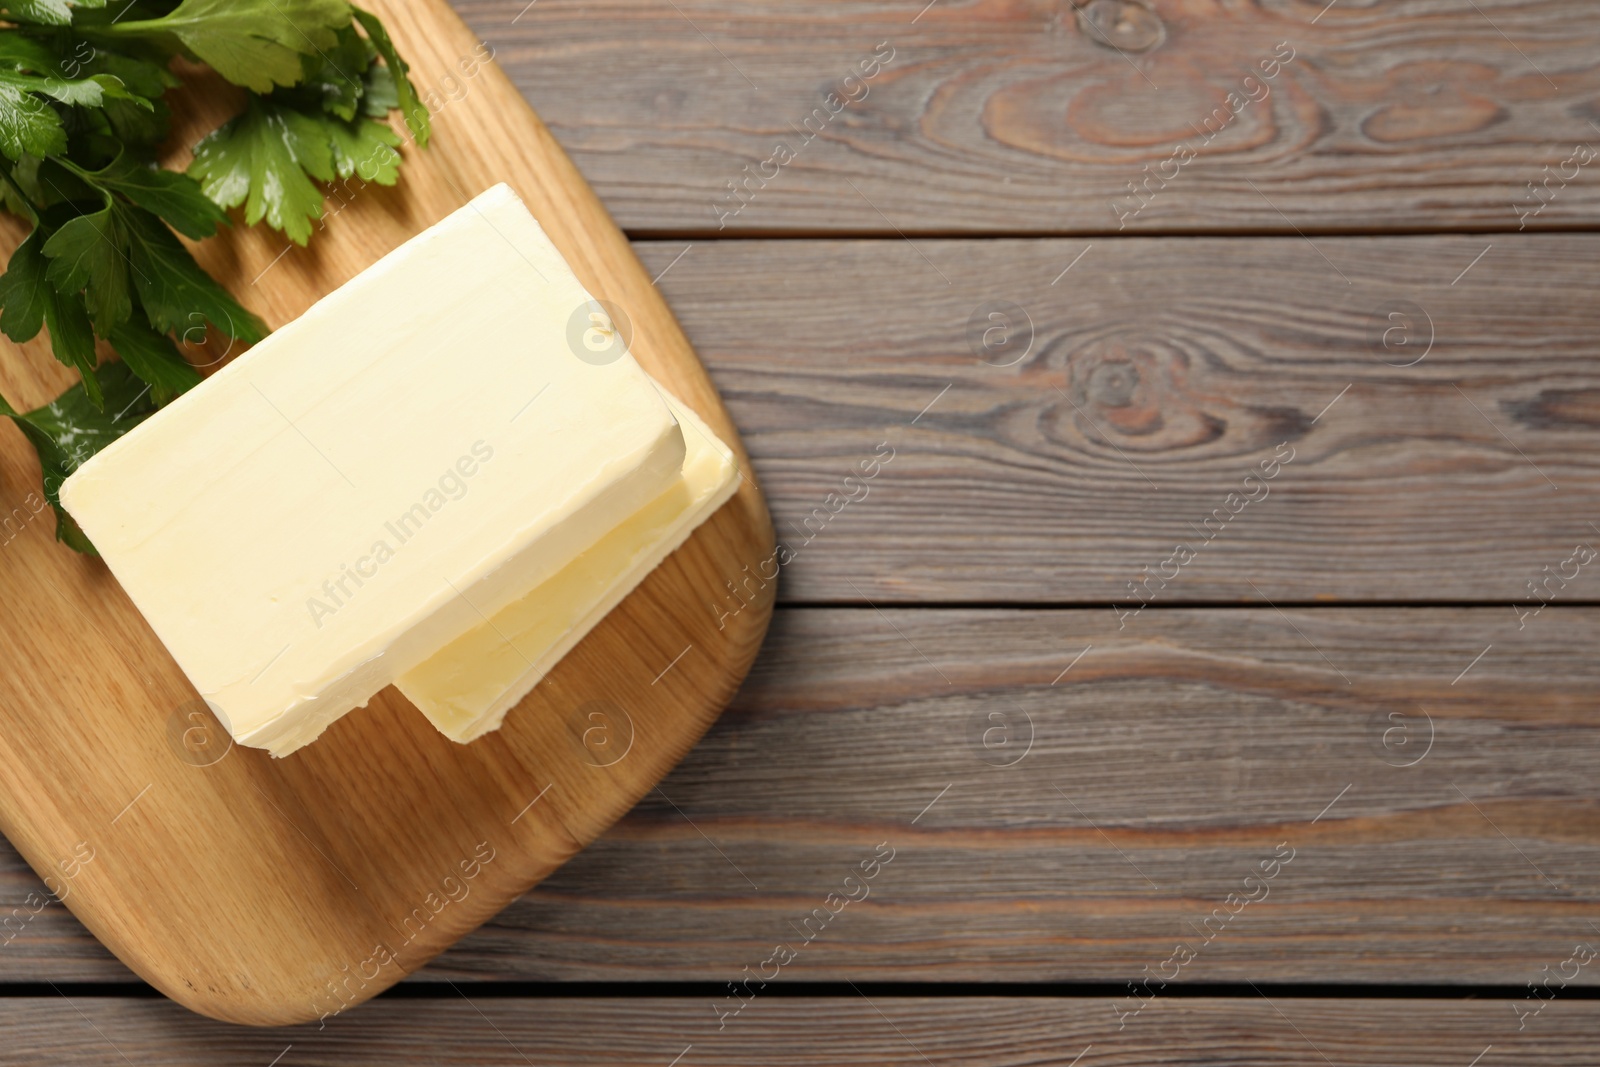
0,0,428,552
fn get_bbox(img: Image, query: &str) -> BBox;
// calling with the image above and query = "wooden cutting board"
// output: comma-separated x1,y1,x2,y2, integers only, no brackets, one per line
0,0,774,1026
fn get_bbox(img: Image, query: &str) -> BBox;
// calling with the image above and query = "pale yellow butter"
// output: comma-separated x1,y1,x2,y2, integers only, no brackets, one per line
396,388,739,742
60,184,684,755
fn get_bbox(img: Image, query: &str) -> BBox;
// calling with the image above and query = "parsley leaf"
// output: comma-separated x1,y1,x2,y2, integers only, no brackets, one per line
0,169,35,222
39,272,98,405
0,32,62,72
188,101,403,242
101,93,169,148
186,7,425,243
0,1,76,28
291,23,369,122
0,68,110,107
0,66,148,162
352,6,427,146
108,318,201,402
24,155,97,207
109,0,353,93
41,200,131,334
118,201,267,343
0,360,155,553
80,47,178,101
91,151,228,239
0,224,101,405
327,111,399,183
0,82,66,159
188,98,330,244
0,225,50,341
360,54,397,115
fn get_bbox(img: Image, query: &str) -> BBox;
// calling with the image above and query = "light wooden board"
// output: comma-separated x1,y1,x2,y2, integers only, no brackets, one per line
0,609,1595,985
638,235,1600,602
457,0,1600,235
12,995,1600,1064
0,0,773,1026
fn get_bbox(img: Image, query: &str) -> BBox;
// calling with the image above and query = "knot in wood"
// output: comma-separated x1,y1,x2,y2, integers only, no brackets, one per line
1086,359,1140,407
1076,0,1165,54
1062,341,1231,453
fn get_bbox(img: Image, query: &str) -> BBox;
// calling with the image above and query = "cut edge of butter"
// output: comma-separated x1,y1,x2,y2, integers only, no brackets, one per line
396,384,740,743
231,418,688,757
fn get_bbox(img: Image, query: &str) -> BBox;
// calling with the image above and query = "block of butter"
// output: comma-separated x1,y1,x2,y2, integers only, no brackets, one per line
397,387,739,742
60,184,685,756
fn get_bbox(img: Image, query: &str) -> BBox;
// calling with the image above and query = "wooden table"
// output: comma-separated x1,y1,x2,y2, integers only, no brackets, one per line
9,0,1600,1060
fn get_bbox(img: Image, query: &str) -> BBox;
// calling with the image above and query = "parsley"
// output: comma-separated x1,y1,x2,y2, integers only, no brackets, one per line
0,1,105,30
352,7,427,147
0,82,67,157
0,360,155,553
42,198,128,333
0,0,428,551
189,95,401,245
105,0,353,94
187,10,422,246
91,151,228,239
0,228,52,343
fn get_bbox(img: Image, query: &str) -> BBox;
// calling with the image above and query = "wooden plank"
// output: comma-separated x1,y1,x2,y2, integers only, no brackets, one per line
453,0,1600,235
640,234,1600,602
0,0,774,1027
0,609,1595,984
10,995,1600,1063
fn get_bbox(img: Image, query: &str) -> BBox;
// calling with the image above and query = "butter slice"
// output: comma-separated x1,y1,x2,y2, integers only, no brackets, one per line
60,184,685,756
396,388,739,742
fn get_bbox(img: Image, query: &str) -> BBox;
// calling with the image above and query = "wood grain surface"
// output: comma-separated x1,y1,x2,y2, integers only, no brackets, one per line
454,0,1600,235
9,995,1600,1064
632,235,1600,603
1,608,1594,985
0,0,773,1026
1,0,1597,1053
